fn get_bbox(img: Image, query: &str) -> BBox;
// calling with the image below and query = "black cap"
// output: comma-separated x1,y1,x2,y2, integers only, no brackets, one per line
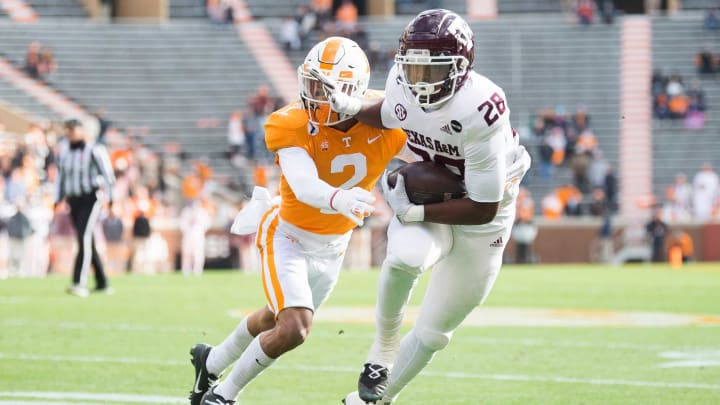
64,118,82,129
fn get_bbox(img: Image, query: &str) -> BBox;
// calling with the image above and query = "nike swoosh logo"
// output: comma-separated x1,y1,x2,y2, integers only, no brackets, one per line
193,370,204,393
368,134,382,144
256,358,268,367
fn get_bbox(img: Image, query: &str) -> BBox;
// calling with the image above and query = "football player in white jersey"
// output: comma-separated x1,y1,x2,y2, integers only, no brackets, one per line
315,9,532,404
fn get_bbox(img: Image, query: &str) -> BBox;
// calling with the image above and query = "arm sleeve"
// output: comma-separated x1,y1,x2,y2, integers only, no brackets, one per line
463,123,509,203
92,144,116,201
277,147,337,210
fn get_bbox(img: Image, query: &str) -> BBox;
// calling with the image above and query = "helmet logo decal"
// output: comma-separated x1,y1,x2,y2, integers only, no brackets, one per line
394,104,408,121
448,18,473,52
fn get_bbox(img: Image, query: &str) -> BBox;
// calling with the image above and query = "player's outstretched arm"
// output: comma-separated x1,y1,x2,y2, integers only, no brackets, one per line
309,67,387,129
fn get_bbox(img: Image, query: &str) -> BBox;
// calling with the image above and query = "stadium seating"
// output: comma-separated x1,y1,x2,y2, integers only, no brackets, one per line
498,0,563,14
651,15,720,196
25,0,87,18
0,19,273,183
170,0,206,19
0,75,61,119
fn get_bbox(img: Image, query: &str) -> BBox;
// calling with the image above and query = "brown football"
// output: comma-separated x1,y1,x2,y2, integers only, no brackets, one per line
387,161,467,204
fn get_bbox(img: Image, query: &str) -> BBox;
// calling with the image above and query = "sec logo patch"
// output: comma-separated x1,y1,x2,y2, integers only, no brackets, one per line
394,104,407,121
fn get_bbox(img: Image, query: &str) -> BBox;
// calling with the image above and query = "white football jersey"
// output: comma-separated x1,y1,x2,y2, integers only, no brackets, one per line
381,65,530,233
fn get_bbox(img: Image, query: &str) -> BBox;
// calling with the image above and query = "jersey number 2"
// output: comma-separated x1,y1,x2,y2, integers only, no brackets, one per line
331,153,367,189
320,153,367,214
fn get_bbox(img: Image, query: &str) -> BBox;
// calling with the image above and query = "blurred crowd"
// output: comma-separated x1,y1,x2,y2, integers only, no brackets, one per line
24,41,57,82
652,70,707,127
531,105,616,219
661,163,720,223
0,118,254,279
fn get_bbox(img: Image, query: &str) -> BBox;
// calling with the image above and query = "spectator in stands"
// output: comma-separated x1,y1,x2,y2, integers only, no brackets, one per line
6,201,33,277
666,173,692,221
705,8,720,31
668,230,694,262
38,47,58,82
651,69,666,95
94,110,111,145
546,126,567,167
227,110,245,166
666,72,684,97
207,0,232,25
24,193,52,277
692,163,719,221
595,0,615,24
24,41,41,79
646,208,668,262
668,92,689,119
588,188,608,217
576,0,595,25
335,0,358,32
570,129,599,193
696,47,717,74
101,206,125,274
180,199,211,276
685,97,706,130
686,80,706,111
537,137,554,179
512,187,537,264
311,0,332,30
129,186,153,273
281,17,302,51
295,4,316,49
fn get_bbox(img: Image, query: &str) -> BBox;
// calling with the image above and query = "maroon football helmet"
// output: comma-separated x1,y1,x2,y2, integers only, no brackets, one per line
395,9,475,108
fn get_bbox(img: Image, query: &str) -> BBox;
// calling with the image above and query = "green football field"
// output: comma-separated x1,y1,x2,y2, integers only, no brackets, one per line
1,264,719,404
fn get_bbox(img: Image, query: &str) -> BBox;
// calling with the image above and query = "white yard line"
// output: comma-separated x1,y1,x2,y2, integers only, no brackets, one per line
0,401,94,405
0,392,185,404
1,354,718,391
2,318,715,352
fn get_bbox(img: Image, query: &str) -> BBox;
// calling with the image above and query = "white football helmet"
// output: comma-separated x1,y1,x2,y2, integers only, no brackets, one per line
298,36,370,126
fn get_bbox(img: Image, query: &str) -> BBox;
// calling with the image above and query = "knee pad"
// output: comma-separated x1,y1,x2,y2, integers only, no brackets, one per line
414,327,451,352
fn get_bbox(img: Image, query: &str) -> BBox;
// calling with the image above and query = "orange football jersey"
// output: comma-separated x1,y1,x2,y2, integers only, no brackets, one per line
265,101,407,235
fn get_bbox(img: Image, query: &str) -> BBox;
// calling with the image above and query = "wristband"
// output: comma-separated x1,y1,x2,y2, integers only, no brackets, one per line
329,189,341,210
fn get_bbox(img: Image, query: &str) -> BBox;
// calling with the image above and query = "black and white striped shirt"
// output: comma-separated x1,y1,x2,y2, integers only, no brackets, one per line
55,141,116,202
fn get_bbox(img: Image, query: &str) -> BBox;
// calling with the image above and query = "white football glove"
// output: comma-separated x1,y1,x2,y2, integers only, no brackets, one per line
381,171,424,224
230,186,273,235
309,67,362,116
330,187,376,226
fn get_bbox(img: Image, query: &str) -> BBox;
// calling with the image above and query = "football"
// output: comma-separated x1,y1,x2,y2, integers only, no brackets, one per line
387,161,467,204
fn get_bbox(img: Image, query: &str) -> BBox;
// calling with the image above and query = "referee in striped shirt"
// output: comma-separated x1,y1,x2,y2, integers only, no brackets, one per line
55,119,116,297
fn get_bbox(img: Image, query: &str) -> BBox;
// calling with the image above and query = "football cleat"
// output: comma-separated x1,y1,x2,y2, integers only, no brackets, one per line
343,390,391,405
200,386,235,405
189,344,221,405
358,363,390,403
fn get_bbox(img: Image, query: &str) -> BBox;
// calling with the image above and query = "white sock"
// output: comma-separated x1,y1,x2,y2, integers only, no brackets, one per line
367,262,419,367
207,317,254,375
214,335,275,401
382,330,435,402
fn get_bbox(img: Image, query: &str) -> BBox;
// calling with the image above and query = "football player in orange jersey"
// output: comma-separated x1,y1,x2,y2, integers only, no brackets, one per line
187,37,407,405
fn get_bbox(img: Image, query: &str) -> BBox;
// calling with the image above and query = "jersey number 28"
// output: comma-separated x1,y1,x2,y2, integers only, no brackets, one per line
477,92,506,126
